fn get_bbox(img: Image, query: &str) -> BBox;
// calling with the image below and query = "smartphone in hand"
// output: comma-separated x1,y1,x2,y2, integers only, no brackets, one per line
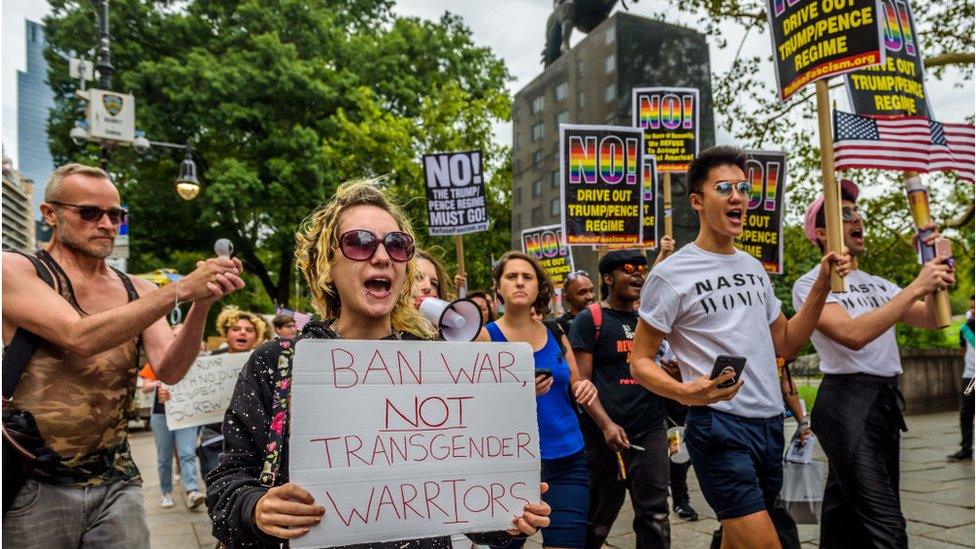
709,355,746,388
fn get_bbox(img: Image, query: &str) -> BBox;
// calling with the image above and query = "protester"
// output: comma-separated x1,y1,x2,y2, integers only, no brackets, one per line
206,180,550,547
198,306,267,479
272,313,297,339
630,146,850,548
468,289,496,324
139,325,206,510
949,297,975,462
569,249,671,548
556,270,595,336
477,250,598,549
412,248,455,308
1,163,243,547
792,178,955,546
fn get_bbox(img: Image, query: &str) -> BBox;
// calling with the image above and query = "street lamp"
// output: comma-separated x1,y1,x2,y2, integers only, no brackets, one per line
175,148,201,201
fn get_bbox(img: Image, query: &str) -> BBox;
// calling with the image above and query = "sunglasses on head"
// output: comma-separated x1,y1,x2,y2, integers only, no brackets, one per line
621,263,648,275
337,229,415,262
50,201,128,224
565,270,589,283
713,180,752,199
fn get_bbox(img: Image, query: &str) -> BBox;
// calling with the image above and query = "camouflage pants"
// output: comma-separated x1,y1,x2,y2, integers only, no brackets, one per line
2,478,149,548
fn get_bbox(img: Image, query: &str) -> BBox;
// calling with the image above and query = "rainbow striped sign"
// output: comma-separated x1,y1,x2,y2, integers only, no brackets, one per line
734,150,787,274
521,225,575,286
632,88,700,173
559,125,644,246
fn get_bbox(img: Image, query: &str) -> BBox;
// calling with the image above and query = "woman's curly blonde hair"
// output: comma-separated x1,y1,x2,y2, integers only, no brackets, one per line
294,179,434,339
215,306,267,346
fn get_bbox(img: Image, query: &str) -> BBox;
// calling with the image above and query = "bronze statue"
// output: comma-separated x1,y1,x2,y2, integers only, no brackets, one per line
543,0,638,66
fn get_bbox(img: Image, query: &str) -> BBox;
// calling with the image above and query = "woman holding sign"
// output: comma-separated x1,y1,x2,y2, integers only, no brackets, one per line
477,251,598,549
206,180,550,547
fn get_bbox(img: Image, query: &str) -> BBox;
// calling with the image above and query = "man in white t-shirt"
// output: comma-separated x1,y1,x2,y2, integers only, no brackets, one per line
630,145,850,548
793,179,954,548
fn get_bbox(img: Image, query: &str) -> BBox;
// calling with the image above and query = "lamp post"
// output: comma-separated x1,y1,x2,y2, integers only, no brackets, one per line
95,0,113,171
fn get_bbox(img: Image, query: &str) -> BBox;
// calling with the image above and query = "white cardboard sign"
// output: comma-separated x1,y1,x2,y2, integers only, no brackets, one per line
289,339,541,548
164,352,250,430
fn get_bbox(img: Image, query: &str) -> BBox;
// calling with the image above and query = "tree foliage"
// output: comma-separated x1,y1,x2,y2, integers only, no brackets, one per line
44,0,513,311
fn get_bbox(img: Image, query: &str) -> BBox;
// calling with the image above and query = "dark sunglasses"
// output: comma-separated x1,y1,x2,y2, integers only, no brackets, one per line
621,263,648,275
565,270,589,283
50,201,128,224
714,180,752,199
841,206,861,222
337,229,415,262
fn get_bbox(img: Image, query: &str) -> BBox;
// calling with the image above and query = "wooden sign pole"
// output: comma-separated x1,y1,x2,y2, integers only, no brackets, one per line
454,235,466,298
662,171,673,238
815,80,847,293
903,172,952,327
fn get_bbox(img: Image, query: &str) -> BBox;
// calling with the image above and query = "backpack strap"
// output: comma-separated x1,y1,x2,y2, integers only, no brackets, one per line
259,340,295,487
587,302,603,345
542,319,567,359
3,252,57,400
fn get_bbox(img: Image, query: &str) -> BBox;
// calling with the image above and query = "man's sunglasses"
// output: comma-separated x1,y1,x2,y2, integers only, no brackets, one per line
337,229,415,262
841,206,861,222
50,201,128,224
565,270,589,283
621,263,648,275
713,180,752,199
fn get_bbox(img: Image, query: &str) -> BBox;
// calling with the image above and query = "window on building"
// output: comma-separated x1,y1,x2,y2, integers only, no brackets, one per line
515,187,522,205
532,150,544,167
550,197,560,217
576,58,584,77
604,83,616,103
555,81,569,101
578,90,586,109
556,110,569,128
532,206,543,226
515,133,522,147
551,170,559,189
532,122,545,142
531,95,545,114
604,53,616,74
532,179,543,197
605,26,616,45
516,213,522,231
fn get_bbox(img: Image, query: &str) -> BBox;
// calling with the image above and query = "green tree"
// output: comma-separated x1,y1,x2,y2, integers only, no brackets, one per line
44,0,512,310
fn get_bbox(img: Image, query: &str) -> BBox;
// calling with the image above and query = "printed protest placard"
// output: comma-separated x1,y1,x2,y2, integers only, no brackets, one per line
608,156,659,250
424,151,488,236
767,0,885,101
845,0,929,116
164,352,250,430
632,88,699,173
735,151,787,274
521,225,575,286
560,124,643,246
289,340,541,548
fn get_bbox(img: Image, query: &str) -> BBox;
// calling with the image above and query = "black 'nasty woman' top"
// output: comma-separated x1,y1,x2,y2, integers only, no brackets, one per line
205,320,518,548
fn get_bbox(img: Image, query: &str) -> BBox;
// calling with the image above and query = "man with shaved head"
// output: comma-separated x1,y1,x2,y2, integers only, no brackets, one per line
2,163,245,547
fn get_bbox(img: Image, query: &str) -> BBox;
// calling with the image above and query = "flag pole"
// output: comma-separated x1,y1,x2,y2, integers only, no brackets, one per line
903,172,952,327
815,80,847,293
454,235,466,298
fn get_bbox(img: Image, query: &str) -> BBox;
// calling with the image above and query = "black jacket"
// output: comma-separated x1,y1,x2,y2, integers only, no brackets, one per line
205,321,516,548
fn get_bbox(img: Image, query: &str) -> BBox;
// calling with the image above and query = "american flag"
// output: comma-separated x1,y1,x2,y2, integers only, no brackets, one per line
833,111,975,183
275,306,314,331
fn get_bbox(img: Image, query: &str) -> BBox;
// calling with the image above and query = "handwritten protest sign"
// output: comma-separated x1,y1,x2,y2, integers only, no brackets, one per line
632,88,699,173
289,340,541,548
424,151,489,236
559,124,643,246
521,225,575,286
845,0,929,116
735,151,787,274
767,0,885,101
164,352,250,430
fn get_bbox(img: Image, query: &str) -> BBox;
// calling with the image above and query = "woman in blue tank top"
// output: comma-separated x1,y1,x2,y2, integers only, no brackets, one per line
477,251,598,549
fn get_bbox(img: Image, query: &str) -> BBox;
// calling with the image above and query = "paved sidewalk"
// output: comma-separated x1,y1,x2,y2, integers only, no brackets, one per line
133,412,975,548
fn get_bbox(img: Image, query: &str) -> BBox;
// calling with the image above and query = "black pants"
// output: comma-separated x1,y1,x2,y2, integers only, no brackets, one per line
813,375,908,549
664,399,692,504
584,425,670,549
960,377,974,454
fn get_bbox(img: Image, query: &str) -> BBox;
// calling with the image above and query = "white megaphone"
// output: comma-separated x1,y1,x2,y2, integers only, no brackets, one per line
419,297,484,342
